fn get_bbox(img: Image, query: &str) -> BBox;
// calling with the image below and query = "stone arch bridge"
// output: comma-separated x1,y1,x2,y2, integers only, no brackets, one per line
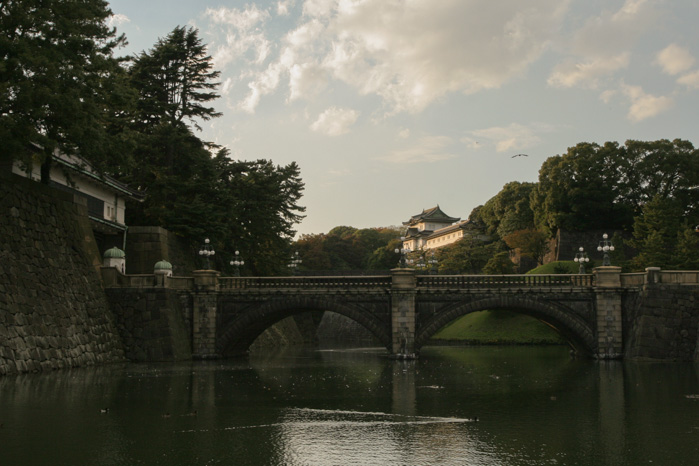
102,267,699,360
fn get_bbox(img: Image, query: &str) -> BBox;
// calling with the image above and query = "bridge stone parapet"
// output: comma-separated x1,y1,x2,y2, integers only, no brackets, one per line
100,266,699,361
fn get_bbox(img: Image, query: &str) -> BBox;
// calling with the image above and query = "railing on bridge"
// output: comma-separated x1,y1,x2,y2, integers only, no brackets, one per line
657,270,699,284
218,275,393,290
417,274,595,288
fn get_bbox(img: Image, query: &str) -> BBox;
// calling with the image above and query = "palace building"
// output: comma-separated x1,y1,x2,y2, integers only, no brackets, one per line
402,206,485,251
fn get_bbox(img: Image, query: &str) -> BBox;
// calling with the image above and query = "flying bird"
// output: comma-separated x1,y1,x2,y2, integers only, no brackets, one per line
512,154,529,158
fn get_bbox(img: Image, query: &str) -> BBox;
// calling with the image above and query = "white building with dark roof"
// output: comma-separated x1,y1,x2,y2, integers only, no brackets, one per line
402,206,487,252
12,149,142,254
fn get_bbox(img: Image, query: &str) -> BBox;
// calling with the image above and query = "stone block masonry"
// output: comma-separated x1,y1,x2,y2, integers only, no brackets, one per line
0,173,125,376
625,284,699,361
105,288,192,361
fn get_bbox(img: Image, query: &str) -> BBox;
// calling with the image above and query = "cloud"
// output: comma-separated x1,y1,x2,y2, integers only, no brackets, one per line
460,137,483,150
548,54,629,89
221,77,234,95
381,136,455,164
310,107,359,136
289,62,327,101
204,6,272,69
107,13,130,28
239,63,284,113
655,44,695,76
277,0,295,16
547,0,655,89
205,0,570,114
621,84,674,122
677,70,699,89
318,0,569,114
469,123,550,153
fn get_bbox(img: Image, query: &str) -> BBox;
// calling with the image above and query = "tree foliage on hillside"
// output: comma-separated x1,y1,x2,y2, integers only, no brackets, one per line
530,139,699,236
477,181,536,239
629,196,699,271
294,226,401,273
435,236,505,274
503,229,550,266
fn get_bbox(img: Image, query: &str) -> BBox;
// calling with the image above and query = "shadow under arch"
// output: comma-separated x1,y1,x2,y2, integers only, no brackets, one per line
217,296,392,356
415,296,597,357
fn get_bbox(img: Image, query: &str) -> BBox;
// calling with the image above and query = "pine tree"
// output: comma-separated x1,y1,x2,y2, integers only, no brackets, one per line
1,0,129,179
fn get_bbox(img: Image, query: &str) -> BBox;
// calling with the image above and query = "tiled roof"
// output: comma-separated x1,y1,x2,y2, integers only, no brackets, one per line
403,205,460,226
425,220,472,240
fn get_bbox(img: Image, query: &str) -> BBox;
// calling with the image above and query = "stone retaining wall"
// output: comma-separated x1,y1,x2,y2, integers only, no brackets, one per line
105,288,192,361
0,174,125,376
625,284,699,361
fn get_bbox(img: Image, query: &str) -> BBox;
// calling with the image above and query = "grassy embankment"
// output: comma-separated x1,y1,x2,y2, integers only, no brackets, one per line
430,262,578,345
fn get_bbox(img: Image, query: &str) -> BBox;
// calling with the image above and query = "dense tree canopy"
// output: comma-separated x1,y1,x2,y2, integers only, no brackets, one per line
1,0,129,179
530,141,634,235
129,26,221,131
435,236,504,274
503,229,550,266
530,139,699,236
294,226,401,273
112,26,306,275
477,181,536,239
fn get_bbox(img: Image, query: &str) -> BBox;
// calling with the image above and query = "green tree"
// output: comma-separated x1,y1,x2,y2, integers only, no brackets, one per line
531,141,634,236
503,229,550,266
531,139,699,238
219,157,305,275
479,181,536,238
436,236,497,274
1,0,130,180
629,196,684,270
129,26,221,131
366,239,402,270
122,27,306,275
619,139,699,217
672,228,699,270
482,251,515,274
295,234,333,271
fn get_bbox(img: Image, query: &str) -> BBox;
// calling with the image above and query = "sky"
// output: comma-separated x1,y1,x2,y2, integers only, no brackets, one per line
106,0,699,237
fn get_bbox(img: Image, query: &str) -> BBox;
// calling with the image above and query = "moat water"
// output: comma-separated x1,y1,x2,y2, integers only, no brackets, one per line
1,346,698,466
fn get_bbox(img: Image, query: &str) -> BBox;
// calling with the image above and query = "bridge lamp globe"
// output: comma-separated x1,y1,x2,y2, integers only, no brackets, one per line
229,250,244,277
597,233,615,266
574,247,590,273
199,238,216,269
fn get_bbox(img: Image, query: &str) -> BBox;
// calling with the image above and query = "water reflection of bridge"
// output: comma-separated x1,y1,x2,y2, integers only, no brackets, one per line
102,267,699,360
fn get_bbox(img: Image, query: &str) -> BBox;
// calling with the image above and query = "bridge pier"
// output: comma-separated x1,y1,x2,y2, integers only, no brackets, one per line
594,267,623,359
391,268,417,359
192,270,221,359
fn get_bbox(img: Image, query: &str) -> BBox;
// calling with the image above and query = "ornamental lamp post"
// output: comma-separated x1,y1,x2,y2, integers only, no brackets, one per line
597,233,615,266
574,246,590,274
288,251,302,275
198,238,215,269
229,250,244,277
394,237,409,268
427,251,439,275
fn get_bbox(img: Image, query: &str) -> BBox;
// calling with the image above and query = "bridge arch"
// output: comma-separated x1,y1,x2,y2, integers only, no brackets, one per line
415,295,597,357
216,296,392,356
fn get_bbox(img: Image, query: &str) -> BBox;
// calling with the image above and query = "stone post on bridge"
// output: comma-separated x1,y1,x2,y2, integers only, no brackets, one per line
391,268,417,358
192,270,220,359
593,266,623,359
